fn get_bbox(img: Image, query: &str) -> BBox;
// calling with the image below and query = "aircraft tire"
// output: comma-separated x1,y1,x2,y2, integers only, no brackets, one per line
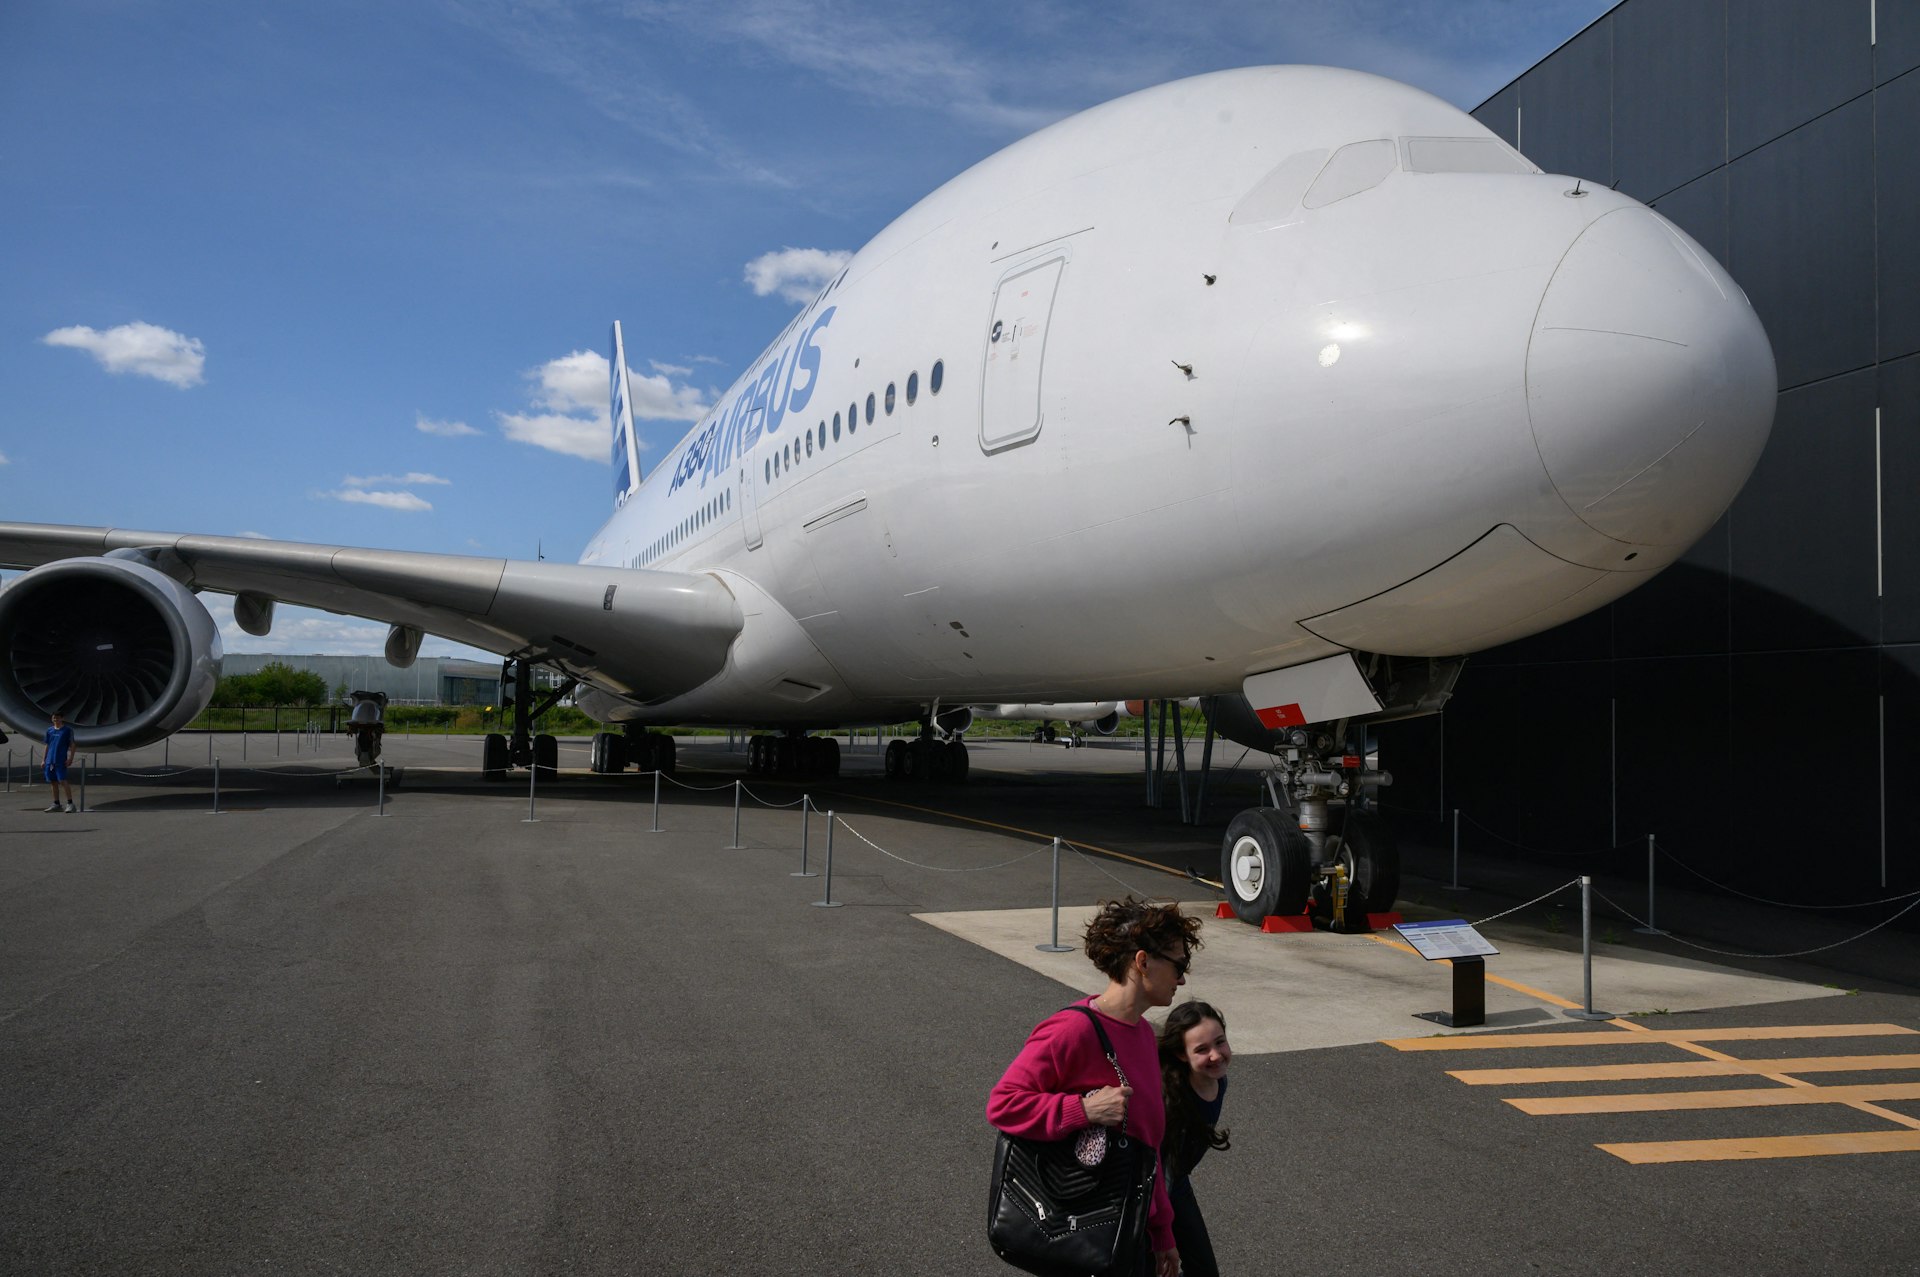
482,733,509,781
534,733,559,775
655,735,676,776
946,739,969,783
589,732,608,772
898,740,918,781
1221,808,1310,923
823,736,841,778
884,739,905,780
1331,810,1399,917
776,737,797,776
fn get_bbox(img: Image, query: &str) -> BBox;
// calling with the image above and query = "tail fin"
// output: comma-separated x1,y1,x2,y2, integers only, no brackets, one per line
610,321,643,503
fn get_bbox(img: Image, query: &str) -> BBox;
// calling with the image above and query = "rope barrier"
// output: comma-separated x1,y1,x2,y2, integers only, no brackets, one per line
738,781,807,809
1456,811,1638,860
1469,878,1585,929
830,815,1052,873
1653,843,1920,911
1592,887,1920,960
1066,843,1174,902
653,771,738,793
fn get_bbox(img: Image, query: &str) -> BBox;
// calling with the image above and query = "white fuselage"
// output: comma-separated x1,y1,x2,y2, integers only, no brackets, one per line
575,66,1774,728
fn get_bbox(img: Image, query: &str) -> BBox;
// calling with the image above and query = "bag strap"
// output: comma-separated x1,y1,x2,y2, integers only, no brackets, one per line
1065,1004,1132,1139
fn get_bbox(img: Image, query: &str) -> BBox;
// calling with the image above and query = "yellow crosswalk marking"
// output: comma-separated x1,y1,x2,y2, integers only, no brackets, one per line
1383,1023,1917,1051
1600,1130,1920,1164
1506,1081,1920,1115
1449,1053,1920,1085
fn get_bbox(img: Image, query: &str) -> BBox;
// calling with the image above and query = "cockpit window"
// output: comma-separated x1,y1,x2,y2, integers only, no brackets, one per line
1403,137,1535,175
1302,139,1397,209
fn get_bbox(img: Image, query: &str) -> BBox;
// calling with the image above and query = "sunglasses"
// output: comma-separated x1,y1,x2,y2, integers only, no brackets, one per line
1144,947,1190,977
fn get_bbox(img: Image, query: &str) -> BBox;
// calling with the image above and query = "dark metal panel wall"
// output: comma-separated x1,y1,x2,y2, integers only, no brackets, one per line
1880,1,1920,83
1878,71,1920,363
1613,0,1726,201
1728,0,1874,155
1387,0,1920,903
1727,97,1876,389
1513,22,1614,183
1882,354,1920,644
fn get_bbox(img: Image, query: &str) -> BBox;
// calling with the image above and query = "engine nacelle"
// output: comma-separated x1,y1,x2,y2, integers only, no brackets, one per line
0,555,223,750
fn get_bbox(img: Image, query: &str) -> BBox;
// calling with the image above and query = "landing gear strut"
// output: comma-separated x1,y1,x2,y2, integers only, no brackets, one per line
482,658,576,781
884,718,969,783
1220,726,1398,930
745,731,840,779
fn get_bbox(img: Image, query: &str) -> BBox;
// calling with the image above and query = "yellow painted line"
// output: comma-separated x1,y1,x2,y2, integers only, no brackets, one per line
1599,1130,1920,1164
1450,1053,1920,1085
1507,1081,1920,1115
1363,934,1583,1010
1384,1024,1918,1051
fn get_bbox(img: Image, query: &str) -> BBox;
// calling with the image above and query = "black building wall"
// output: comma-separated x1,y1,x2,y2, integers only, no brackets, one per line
1378,0,1920,904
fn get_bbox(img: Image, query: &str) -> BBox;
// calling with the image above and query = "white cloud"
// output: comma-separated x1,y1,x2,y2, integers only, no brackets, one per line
343,472,451,487
328,489,433,512
498,410,607,463
744,247,852,305
416,413,480,437
238,530,272,540
650,359,692,377
0,451,9,466
498,349,707,463
42,321,206,388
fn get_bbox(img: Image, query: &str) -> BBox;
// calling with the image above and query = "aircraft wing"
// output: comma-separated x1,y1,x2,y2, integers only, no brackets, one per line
0,521,743,703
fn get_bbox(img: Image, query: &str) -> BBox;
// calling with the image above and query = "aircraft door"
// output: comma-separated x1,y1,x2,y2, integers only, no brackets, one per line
738,470,764,551
980,252,1067,453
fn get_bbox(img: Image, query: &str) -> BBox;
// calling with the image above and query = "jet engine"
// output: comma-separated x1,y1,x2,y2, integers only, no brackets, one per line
0,554,223,749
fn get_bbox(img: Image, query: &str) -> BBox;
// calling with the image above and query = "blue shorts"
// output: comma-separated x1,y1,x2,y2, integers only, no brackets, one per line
44,760,68,782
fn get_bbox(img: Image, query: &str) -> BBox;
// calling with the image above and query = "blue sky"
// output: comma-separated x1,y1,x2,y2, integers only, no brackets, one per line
1,0,1612,658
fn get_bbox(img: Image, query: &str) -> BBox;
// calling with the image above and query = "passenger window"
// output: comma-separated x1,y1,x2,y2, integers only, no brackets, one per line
930,360,943,394
805,432,813,457
885,383,896,414
865,393,876,424
833,411,841,440
764,459,771,482
849,402,858,434
907,372,919,404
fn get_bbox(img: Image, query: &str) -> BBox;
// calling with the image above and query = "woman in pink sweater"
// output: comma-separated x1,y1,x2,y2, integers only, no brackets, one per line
988,897,1203,1277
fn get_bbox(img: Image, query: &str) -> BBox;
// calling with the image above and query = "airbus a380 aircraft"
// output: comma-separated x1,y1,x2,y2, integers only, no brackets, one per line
0,66,1775,926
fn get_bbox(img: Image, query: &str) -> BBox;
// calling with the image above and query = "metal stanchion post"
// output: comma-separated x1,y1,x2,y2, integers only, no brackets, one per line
1566,876,1613,1020
29,746,37,787
650,770,662,833
730,779,742,849
1038,837,1072,952
523,762,538,823
812,811,843,908
793,795,817,877
5,749,10,794
79,759,87,813
1636,833,1665,935
212,757,222,815
377,764,387,816
163,737,169,768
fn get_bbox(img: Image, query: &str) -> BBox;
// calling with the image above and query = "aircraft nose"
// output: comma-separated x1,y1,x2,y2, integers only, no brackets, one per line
1526,207,1776,548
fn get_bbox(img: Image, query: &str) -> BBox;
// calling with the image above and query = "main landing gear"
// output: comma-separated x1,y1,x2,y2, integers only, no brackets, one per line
745,732,840,779
884,720,970,783
481,658,576,782
1220,726,1399,932
587,726,677,775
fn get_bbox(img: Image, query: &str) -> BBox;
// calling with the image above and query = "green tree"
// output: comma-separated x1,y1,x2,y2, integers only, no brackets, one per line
252,662,328,706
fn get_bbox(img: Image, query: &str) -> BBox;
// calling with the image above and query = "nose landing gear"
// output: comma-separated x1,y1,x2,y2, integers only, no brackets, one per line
1219,727,1399,930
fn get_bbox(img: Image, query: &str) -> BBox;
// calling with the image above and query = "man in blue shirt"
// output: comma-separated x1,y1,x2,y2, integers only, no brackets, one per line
43,711,76,813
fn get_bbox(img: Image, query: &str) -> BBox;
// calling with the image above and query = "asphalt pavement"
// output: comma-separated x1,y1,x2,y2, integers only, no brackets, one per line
2,734,1915,1275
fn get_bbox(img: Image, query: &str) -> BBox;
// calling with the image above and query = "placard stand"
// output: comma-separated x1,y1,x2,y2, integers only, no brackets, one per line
1396,920,1497,1029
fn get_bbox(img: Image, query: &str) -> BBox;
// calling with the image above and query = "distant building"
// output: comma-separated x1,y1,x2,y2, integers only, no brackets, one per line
220,654,565,706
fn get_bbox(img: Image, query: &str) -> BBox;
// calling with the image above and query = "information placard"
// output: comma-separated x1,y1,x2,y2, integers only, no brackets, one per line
1393,919,1498,961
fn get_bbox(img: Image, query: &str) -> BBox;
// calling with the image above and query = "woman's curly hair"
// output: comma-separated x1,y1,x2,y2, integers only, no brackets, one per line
1082,896,1203,982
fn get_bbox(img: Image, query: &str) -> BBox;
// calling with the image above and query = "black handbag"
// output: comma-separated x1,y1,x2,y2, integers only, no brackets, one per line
987,1006,1158,1277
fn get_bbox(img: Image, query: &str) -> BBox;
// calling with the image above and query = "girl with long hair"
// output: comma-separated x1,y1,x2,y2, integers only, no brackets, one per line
1158,1000,1233,1277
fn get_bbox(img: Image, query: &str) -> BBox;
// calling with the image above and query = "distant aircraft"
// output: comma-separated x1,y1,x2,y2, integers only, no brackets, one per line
0,66,1774,925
